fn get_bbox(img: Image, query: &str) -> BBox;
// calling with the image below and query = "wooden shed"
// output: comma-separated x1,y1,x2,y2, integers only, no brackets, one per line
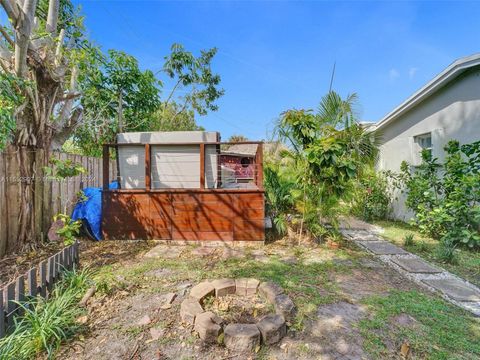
102,131,265,244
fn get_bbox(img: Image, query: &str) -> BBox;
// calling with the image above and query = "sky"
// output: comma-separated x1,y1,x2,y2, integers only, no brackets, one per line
42,1,480,139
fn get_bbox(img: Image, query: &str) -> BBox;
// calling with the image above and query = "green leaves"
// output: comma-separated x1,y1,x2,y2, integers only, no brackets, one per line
399,139,480,249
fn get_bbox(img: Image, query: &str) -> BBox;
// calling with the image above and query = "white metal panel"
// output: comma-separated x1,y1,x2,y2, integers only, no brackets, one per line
151,145,200,188
118,146,145,189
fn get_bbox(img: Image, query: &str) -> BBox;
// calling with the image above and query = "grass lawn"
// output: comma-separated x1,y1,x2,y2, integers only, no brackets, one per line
51,240,480,360
373,219,480,288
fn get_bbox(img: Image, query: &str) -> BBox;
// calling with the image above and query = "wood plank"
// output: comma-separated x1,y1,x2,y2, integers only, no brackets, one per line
0,152,6,257
28,268,37,297
172,230,233,241
145,144,151,190
103,146,110,190
172,193,233,204
234,230,265,241
172,218,233,232
39,261,47,297
234,219,264,232
255,143,264,189
0,290,4,338
200,143,205,189
15,275,25,315
5,282,15,326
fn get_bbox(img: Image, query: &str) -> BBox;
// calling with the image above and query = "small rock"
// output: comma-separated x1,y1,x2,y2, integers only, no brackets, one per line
236,278,260,296
258,281,284,303
48,219,64,242
76,315,88,324
224,323,261,352
150,326,164,340
211,278,236,297
160,303,172,310
136,314,151,326
274,294,297,322
194,311,222,343
190,281,215,303
257,314,287,345
163,292,176,304
180,298,204,325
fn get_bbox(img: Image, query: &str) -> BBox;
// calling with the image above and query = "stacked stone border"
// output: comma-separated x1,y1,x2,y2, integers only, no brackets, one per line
341,228,480,317
180,278,296,351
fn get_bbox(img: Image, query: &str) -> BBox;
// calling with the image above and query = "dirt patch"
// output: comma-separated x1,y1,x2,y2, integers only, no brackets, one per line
203,293,271,324
334,263,420,302
0,241,66,286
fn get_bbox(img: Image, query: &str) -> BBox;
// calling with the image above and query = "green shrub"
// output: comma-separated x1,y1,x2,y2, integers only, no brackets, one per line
351,171,391,221
0,267,92,359
398,140,480,249
436,238,458,264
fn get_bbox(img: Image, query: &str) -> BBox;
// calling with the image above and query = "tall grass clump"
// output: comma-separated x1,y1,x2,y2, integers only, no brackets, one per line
0,267,93,359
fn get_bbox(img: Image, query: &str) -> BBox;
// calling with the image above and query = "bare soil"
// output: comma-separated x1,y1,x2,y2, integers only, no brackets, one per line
47,237,430,360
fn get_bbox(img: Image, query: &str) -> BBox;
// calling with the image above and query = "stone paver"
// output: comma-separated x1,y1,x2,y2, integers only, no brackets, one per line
144,245,182,259
274,294,297,322
258,281,284,303
256,314,286,345
235,278,260,296
211,278,236,297
222,248,245,259
180,298,204,324
358,241,408,255
391,257,441,274
194,311,222,343
191,247,217,257
190,281,215,303
345,227,480,316
224,323,261,351
422,279,480,302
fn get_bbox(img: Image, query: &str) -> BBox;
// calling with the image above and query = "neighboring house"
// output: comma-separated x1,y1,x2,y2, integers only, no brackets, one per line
375,53,480,220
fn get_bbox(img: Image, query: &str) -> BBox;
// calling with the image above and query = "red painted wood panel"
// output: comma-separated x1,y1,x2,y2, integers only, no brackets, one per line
102,191,264,241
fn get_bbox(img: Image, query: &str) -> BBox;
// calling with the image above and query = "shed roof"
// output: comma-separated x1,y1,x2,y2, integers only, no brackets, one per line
375,53,480,131
222,143,258,156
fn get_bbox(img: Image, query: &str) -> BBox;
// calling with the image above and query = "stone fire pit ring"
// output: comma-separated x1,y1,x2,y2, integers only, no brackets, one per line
180,278,296,351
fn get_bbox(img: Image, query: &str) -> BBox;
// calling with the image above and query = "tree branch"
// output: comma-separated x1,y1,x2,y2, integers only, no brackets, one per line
0,25,14,45
46,0,58,34
51,107,83,149
0,0,20,24
54,28,64,65
13,0,37,77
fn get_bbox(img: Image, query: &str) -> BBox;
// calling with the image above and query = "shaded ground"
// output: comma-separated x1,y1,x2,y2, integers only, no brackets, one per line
55,238,479,360
0,241,66,286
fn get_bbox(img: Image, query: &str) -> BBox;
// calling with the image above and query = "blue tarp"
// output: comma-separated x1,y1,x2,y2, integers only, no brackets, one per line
71,181,118,240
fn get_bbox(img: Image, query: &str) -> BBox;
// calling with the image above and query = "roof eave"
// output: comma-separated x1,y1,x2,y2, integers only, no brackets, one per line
375,54,480,130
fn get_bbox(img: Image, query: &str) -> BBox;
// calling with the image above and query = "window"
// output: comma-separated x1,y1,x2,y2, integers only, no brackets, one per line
414,133,432,159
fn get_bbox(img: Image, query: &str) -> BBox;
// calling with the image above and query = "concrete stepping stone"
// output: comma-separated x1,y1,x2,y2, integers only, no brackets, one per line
191,247,217,257
422,279,480,302
235,278,260,296
358,241,408,255
224,323,261,351
256,314,286,345
144,245,182,259
194,311,222,343
391,257,441,274
180,298,204,324
211,278,236,297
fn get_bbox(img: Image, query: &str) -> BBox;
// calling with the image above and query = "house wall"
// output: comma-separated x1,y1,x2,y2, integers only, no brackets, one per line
377,68,480,220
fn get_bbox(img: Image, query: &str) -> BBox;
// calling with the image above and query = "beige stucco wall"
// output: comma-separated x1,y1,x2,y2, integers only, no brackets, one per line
377,68,480,220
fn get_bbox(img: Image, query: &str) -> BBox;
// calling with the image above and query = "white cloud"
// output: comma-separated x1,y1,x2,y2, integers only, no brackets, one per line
389,68,400,80
409,67,418,79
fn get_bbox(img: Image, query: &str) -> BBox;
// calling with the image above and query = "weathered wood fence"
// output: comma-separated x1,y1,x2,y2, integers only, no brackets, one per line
0,240,80,339
0,150,116,257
